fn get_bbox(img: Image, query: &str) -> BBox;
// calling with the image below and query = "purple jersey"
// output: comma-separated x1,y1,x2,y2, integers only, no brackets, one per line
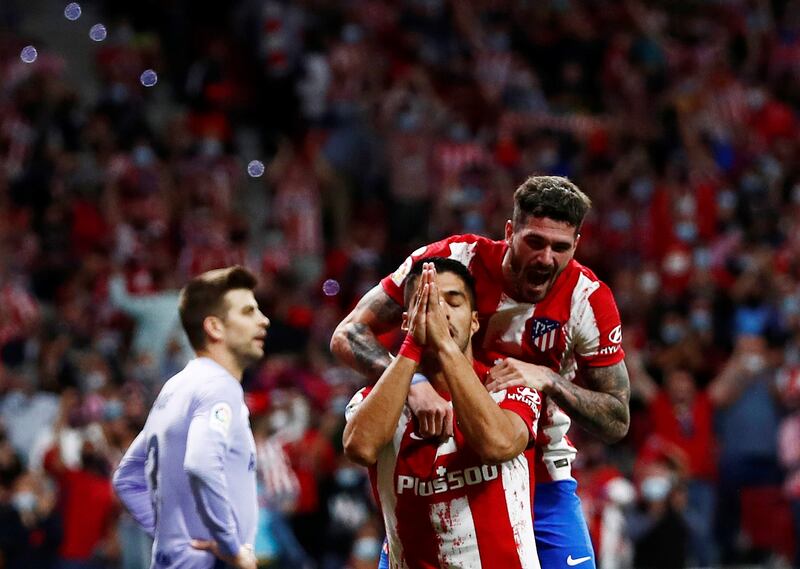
113,358,257,568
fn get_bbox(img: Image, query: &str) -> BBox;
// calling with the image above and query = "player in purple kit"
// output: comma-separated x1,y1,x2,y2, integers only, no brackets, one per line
113,266,270,569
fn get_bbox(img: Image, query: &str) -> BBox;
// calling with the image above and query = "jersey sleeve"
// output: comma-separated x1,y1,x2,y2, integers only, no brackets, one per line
380,235,482,305
572,281,625,367
183,379,244,558
496,386,542,443
344,386,372,422
112,430,156,537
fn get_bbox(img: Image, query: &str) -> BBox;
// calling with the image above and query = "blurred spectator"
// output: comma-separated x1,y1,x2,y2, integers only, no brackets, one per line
709,333,784,565
635,366,718,566
0,366,59,461
0,471,62,569
43,395,119,569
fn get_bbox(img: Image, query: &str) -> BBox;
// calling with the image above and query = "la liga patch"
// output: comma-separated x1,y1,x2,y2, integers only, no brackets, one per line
209,402,233,436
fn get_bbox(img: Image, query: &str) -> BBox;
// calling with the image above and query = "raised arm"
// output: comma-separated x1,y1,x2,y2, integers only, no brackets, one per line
423,266,532,464
330,284,403,381
342,356,418,466
438,345,532,464
343,278,429,465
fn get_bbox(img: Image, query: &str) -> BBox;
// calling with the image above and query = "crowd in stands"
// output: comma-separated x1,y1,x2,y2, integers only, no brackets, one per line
1,0,799,567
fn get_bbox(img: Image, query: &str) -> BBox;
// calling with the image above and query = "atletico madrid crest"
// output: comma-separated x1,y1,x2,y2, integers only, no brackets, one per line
529,318,561,351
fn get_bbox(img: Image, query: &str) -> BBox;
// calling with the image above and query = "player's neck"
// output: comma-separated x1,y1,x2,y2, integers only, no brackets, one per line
196,347,245,382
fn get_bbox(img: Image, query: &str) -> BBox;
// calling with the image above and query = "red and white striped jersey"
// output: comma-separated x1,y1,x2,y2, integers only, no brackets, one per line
381,234,625,482
345,368,542,569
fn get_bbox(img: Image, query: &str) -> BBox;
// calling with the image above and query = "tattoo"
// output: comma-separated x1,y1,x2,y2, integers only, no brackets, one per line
548,361,631,443
332,285,403,382
345,322,394,380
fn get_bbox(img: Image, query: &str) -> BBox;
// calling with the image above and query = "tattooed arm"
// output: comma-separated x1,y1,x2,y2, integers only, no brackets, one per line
549,361,630,442
330,284,403,381
487,359,630,443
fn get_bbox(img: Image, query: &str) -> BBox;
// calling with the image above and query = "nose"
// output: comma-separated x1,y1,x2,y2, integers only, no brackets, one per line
537,246,554,266
261,313,271,329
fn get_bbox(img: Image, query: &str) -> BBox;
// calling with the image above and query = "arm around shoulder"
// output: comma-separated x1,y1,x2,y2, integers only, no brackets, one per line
330,284,403,382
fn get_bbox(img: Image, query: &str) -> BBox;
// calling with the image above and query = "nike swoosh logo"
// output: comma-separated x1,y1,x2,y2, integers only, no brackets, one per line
409,432,425,441
567,555,592,566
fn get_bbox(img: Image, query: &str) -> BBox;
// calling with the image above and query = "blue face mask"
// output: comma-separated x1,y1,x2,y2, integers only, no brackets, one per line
335,467,362,488
12,491,36,513
690,310,712,333
674,221,697,243
661,323,685,345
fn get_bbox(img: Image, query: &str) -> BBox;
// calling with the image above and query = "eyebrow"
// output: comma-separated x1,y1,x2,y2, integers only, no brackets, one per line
442,289,467,301
524,232,573,248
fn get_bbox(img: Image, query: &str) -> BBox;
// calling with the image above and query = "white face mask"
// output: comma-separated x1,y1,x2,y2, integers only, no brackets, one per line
269,410,290,432
640,476,672,502
743,354,766,374
12,491,36,513
352,536,382,560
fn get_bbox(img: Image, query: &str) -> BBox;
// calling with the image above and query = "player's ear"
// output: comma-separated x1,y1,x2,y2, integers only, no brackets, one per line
470,310,480,335
400,311,410,332
202,315,225,343
574,232,581,250
505,219,513,244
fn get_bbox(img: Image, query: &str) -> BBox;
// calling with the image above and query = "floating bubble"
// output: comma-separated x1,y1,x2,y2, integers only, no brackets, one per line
247,160,265,178
140,69,158,87
64,2,81,20
20,45,38,64
322,279,341,296
89,23,107,42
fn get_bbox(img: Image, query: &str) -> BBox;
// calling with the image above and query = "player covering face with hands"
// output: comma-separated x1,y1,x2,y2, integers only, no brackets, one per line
332,176,629,569
344,258,542,569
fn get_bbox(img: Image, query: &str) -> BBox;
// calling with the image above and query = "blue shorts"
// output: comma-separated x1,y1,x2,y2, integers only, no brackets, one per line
377,479,595,569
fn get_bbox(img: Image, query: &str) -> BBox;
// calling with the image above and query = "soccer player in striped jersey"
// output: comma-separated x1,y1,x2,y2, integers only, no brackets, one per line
331,176,631,569
344,258,542,569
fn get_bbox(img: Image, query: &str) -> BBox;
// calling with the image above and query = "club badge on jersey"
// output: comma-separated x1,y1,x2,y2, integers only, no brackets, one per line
529,318,562,352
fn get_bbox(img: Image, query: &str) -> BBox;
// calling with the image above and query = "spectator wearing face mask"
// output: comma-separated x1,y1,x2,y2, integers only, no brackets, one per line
634,367,718,567
709,333,784,565
43,421,119,568
0,471,62,569
628,462,690,569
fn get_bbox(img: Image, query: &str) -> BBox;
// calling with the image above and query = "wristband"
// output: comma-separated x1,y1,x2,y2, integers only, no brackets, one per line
398,335,423,363
411,373,429,386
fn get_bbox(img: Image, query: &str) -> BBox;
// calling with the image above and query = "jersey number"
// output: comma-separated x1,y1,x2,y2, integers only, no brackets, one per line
146,435,160,526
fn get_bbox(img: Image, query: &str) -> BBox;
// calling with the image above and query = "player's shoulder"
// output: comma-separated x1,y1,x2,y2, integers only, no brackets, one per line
569,259,615,297
185,359,243,400
344,386,372,421
418,234,503,265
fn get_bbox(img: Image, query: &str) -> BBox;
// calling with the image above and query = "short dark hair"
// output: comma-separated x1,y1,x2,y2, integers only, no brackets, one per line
403,257,477,309
178,266,258,351
512,175,592,232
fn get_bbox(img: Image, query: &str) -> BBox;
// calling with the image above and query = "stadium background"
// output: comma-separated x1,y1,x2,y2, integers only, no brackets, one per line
0,0,799,567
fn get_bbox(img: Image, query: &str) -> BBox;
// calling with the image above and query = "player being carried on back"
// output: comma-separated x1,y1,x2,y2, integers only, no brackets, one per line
331,175,630,569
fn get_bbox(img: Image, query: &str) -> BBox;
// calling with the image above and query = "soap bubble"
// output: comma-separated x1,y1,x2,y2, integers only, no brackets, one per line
64,3,81,20
20,45,38,64
140,69,158,87
89,23,107,42
322,279,341,296
247,160,265,178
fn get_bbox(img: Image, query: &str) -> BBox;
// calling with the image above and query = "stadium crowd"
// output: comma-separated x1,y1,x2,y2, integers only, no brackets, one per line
0,0,799,567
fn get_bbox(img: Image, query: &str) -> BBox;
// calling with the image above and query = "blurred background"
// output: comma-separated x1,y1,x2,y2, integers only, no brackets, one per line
0,0,799,568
